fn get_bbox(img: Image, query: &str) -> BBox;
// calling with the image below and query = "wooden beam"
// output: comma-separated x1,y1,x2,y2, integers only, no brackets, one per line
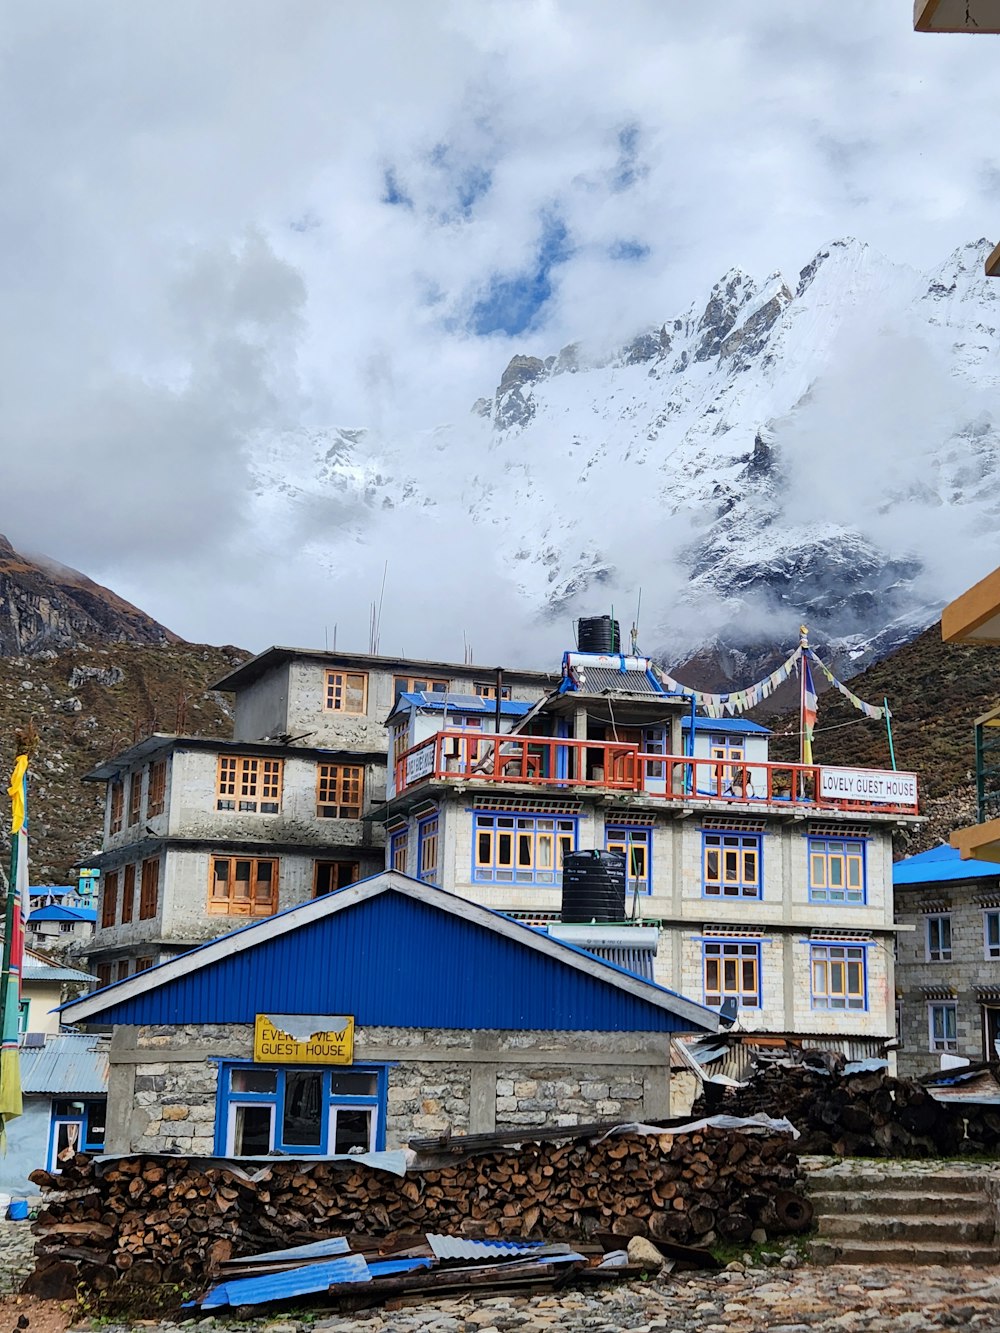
914,0,945,29
987,240,1000,278
916,0,1000,30
942,564,1000,643
951,819,1000,864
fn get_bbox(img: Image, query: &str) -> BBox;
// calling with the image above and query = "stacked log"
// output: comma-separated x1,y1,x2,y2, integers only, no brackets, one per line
24,1127,806,1297
698,1065,1000,1157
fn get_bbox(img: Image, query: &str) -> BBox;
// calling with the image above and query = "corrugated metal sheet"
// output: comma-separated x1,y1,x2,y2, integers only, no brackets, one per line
682,717,771,735
227,1237,350,1264
201,1254,370,1307
20,1034,108,1095
28,905,97,923
894,844,1000,886
76,890,710,1033
427,1235,545,1260
23,962,95,983
584,945,655,981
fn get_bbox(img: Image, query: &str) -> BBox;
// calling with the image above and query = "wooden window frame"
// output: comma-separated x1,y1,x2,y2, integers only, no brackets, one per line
703,833,761,898
317,764,364,820
703,941,760,1009
314,860,360,897
474,682,511,701
135,957,154,973
96,963,112,989
139,858,160,920
473,813,576,884
127,772,142,827
216,756,282,814
808,838,866,905
325,670,368,715
928,1001,958,1053
121,864,136,924
605,826,651,895
116,960,130,983
209,855,279,916
417,815,439,885
101,870,119,928
109,781,124,836
985,910,1000,961
810,944,867,1011
147,760,167,818
389,827,408,873
394,675,448,700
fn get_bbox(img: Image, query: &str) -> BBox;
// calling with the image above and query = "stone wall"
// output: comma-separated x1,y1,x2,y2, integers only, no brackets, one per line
106,1023,674,1154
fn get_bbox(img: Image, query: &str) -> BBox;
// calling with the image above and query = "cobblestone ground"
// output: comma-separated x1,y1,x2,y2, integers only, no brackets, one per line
6,1221,1000,1332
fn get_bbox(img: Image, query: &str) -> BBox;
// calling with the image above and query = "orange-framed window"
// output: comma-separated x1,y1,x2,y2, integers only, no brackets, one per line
147,761,167,818
317,764,364,819
392,724,410,767
216,756,282,814
139,858,159,920
109,781,124,835
389,827,408,872
127,772,142,827
101,870,118,928
314,861,360,896
393,675,448,701
325,670,368,714
96,963,112,989
209,856,279,916
474,682,511,700
121,864,136,923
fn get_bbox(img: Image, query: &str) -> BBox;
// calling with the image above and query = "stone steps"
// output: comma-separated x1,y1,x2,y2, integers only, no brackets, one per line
806,1165,1000,1266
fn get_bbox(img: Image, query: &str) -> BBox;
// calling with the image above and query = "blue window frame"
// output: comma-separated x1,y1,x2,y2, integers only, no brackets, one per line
703,940,761,1009
389,826,408,874
215,1063,387,1156
417,814,439,884
702,832,761,898
808,838,866,904
810,944,867,1011
605,826,651,895
48,1099,106,1172
473,813,577,884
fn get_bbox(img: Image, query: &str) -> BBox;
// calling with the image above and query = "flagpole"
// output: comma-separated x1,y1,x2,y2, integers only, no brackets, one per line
0,833,15,1052
884,697,897,771
799,625,809,766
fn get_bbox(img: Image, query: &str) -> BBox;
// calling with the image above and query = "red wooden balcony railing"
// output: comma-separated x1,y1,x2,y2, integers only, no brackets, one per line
392,731,919,816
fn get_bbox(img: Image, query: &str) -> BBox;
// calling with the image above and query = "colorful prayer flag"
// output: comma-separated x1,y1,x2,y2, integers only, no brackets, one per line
0,753,30,1143
801,657,818,765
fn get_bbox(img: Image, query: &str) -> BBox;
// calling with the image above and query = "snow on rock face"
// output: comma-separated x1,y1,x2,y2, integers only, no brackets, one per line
249,234,1000,683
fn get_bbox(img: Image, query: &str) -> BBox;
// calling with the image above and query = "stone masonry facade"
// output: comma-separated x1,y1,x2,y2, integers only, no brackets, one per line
106,1023,674,1154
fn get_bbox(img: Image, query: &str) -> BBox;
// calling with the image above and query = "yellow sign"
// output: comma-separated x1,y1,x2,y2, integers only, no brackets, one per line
253,1014,355,1065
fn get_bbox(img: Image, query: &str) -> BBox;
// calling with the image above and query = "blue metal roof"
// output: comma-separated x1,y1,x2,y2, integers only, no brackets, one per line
682,717,771,736
19,1033,108,1095
28,905,97,923
61,875,716,1035
391,692,534,719
893,843,1000,886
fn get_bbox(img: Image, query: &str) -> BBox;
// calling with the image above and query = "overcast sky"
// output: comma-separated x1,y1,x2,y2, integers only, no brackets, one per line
1,1,997,659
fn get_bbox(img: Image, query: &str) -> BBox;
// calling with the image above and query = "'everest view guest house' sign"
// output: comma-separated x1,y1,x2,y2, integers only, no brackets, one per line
254,1014,355,1065
819,766,918,806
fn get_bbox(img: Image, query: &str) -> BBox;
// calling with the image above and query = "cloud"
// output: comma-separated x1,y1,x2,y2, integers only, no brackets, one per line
0,1,998,662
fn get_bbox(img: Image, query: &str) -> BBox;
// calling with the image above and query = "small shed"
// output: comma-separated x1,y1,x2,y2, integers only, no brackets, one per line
59,871,718,1157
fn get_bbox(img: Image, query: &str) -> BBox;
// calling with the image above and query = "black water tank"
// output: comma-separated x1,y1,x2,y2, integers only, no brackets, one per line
561,849,626,923
576,615,621,654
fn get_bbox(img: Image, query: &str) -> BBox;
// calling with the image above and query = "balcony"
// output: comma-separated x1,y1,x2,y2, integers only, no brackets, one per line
951,705,1000,863
393,731,919,816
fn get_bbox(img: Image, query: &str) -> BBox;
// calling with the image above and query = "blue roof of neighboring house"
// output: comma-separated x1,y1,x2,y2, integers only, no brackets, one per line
19,1033,108,1096
682,717,771,736
59,873,718,1036
390,692,535,721
28,905,98,923
893,843,1000,886
29,886,78,897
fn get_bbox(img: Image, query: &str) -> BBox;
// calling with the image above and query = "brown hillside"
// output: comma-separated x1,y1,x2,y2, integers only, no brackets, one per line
0,642,248,882
766,622,1000,855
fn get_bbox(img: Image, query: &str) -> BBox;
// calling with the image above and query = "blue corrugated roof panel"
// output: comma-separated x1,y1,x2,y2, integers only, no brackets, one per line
894,843,1000,886
200,1253,370,1307
682,716,771,736
19,1034,108,1095
63,879,715,1034
29,905,97,923
391,692,534,718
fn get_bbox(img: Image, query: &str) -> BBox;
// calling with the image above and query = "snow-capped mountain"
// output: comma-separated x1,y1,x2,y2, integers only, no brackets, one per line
253,236,1000,682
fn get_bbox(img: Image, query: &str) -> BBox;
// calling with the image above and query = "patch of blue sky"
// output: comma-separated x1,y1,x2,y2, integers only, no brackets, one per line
382,168,413,209
612,122,647,193
469,215,573,337
429,141,494,220
609,238,650,262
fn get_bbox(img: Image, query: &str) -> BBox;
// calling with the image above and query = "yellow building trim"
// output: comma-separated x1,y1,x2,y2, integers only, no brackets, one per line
951,818,1000,864
942,564,1000,644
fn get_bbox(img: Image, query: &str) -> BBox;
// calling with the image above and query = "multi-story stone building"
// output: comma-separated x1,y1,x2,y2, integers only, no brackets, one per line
894,843,1000,1077
380,641,922,1060
84,648,552,982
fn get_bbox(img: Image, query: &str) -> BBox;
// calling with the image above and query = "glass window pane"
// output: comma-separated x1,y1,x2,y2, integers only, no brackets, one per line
234,1104,273,1155
811,854,826,888
497,833,512,865
282,1071,323,1147
723,851,739,882
829,857,844,887
517,833,532,866
333,1108,372,1154
477,832,491,864
706,850,720,881
231,1068,277,1094
328,1072,377,1096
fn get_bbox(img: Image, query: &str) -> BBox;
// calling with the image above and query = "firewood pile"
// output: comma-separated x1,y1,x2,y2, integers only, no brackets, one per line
23,1126,807,1299
697,1064,1000,1157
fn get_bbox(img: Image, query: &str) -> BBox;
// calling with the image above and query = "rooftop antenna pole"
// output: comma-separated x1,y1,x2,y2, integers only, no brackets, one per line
631,587,642,654
884,697,897,771
373,560,388,656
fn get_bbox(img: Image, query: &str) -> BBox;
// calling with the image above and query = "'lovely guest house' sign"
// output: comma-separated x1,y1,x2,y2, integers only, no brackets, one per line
818,766,918,806
253,1014,355,1064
